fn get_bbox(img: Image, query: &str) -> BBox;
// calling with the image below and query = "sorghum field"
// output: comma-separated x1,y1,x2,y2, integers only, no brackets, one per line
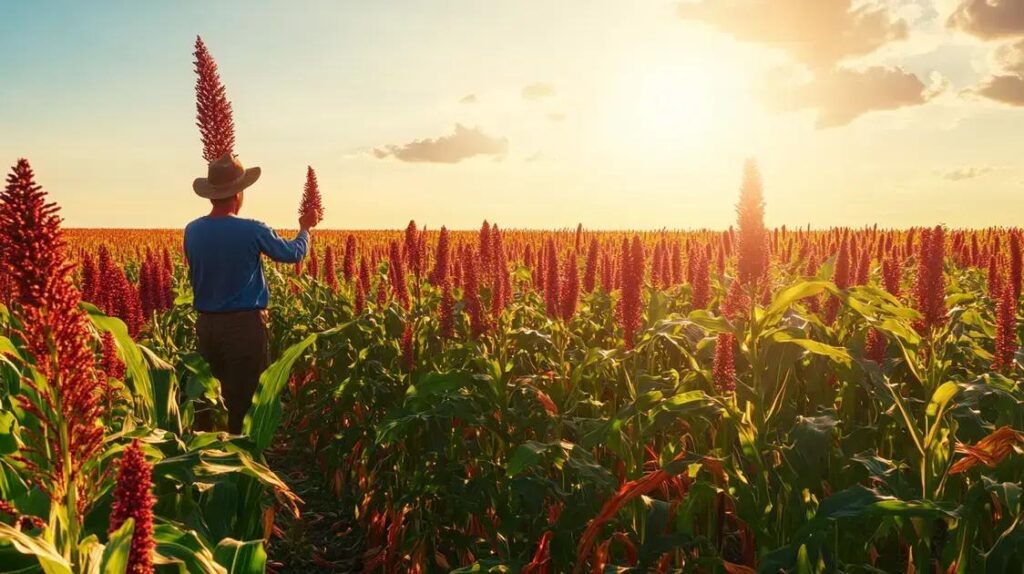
1,156,1023,573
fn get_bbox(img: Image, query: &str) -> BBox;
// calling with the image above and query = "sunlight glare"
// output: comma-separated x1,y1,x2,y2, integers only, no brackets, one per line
602,58,733,159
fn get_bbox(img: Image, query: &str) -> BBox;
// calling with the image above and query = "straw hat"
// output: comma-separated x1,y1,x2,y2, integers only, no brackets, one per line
193,153,261,200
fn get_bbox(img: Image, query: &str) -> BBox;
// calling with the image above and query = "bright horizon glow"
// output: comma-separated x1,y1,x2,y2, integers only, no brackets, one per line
2,1,1023,230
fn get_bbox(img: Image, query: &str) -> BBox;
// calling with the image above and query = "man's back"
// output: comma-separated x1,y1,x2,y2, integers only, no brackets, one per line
184,216,308,313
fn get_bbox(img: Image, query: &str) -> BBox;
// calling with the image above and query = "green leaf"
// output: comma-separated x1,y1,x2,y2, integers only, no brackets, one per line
0,410,19,455
405,371,492,403
867,498,960,519
796,544,814,574
152,523,225,574
771,332,851,365
78,534,104,574
506,441,550,477
765,280,832,324
664,390,707,408
0,336,19,358
784,415,839,486
202,482,239,542
149,367,182,435
244,324,347,452
173,289,195,307
0,522,72,574
87,305,155,422
212,539,267,574
926,381,959,419
685,310,732,334
100,518,134,574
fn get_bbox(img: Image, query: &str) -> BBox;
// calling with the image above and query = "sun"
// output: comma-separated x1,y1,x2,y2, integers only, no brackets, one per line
602,59,731,157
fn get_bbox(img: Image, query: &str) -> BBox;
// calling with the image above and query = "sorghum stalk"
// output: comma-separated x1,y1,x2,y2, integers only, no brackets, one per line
298,166,324,225
618,236,644,349
0,159,106,564
735,159,768,290
193,36,236,163
109,441,155,574
993,270,1018,373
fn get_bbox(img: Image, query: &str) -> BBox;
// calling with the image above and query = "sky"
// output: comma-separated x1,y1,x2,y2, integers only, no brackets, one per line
2,0,1024,230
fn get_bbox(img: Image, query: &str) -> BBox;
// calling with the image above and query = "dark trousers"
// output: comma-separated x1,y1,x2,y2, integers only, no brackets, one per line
196,310,270,434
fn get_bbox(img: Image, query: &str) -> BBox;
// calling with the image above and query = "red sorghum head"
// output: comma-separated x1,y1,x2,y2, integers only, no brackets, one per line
993,269,1018,373
0,159,106,515
560,252,580,322
618,236,645,349
913,226,946,332
193,36,235,163
299,166,324,225
109,440,155,574
712,333,737,393
736,159,768,288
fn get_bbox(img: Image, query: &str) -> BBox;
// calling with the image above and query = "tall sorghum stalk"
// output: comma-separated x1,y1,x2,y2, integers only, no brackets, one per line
401,322,415,373
299,166,324,225
109,441,155,574
323,245,338,291
618,236,645,350
825,237,850,324
343,234,357,283
914,226,946,333
881,249,902,297
307,247,320,281
193,36,235,162
463,255,485,337
404,221,421,279
388,241,410,309
735,159,768,290
1010,232,1022,302
478,221,492,277
0,159,106,565
438,275,454,339
80,253,97,304
560,252,580,322
491,225,511,311
430,227,450,287
583,238,599,293
544,241,560,319
712,333,736,392
993,269,1018,373
689,250,710,310
987,252,1002,301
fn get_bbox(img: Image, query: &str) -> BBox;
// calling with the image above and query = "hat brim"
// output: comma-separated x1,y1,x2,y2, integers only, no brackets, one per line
193,167,261,200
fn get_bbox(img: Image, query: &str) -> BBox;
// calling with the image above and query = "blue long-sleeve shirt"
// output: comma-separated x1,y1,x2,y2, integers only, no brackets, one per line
184,216,309,313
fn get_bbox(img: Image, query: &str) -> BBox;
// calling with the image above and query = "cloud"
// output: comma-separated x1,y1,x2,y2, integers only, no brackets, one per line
972,74,1024,105
522,82,556,100
770,66,942,127
994,39,1024,74
459,94,478,104
942,165,994,181
967,40,1024,105
676,0,909,68
372,124,508,163
948,0,1024,39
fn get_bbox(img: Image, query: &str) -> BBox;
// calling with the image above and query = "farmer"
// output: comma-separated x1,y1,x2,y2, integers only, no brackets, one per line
185,153,318,433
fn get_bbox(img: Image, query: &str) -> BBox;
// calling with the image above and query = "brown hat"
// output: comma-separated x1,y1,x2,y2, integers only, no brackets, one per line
193,154,261,200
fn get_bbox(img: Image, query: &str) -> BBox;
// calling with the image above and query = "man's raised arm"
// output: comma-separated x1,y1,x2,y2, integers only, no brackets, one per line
256,222,309,263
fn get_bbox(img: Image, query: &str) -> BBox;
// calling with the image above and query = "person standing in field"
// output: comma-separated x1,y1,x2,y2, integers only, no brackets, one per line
185,153,318,433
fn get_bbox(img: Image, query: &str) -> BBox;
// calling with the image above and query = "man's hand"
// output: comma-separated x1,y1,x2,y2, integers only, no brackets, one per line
299,210,320,232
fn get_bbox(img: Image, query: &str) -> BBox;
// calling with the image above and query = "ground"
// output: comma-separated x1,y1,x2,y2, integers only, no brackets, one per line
266,442,363,573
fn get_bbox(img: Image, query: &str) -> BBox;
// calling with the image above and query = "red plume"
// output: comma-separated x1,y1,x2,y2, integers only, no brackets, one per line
193,36,236,163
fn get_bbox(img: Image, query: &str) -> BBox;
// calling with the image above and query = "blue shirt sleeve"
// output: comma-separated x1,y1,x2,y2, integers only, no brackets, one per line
255,223,309,263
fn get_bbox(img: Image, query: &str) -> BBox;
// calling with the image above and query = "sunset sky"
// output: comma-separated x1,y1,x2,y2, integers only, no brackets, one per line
2,1,1024,229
